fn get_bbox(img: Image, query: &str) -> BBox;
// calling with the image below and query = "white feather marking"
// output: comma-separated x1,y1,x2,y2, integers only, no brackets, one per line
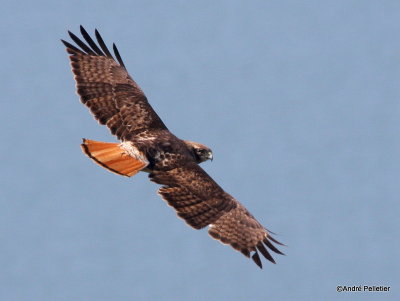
137,135,157,141
119,141,149,164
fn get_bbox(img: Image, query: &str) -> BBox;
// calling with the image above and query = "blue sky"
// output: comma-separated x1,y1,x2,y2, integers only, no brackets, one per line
1,1,399,300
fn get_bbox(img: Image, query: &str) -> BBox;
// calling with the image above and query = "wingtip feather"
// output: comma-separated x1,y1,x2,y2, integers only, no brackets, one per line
264,237,285,255
113,43,126,68
251,251,263,269
257,242,276,264
95,28,113,58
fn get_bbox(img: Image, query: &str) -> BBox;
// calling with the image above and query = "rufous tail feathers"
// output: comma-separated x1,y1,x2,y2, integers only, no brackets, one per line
81,139,148,177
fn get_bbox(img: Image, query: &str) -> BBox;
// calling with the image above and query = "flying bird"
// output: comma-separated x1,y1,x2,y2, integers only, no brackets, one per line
62,26,284,268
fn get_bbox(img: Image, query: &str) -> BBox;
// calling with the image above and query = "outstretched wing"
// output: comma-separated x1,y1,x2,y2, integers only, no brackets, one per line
62,26,167,140
149,162,284,268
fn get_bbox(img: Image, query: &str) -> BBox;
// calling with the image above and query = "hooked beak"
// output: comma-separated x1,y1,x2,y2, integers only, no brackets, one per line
208,151,213,162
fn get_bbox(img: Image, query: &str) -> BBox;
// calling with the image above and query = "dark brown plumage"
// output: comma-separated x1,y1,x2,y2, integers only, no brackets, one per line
62,26,284,268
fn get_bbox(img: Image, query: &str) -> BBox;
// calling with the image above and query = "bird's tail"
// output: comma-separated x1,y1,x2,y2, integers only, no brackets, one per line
81,139,148,177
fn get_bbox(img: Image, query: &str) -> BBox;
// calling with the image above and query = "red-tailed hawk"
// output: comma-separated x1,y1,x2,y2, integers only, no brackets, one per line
62,26,284,268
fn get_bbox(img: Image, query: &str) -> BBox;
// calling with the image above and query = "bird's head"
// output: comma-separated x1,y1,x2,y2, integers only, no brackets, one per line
184,140,213,163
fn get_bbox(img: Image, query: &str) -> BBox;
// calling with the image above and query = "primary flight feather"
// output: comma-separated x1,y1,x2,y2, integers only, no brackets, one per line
62,26,284,268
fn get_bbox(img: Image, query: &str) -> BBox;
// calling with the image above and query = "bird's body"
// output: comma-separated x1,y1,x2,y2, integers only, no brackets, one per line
62,26,284,268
